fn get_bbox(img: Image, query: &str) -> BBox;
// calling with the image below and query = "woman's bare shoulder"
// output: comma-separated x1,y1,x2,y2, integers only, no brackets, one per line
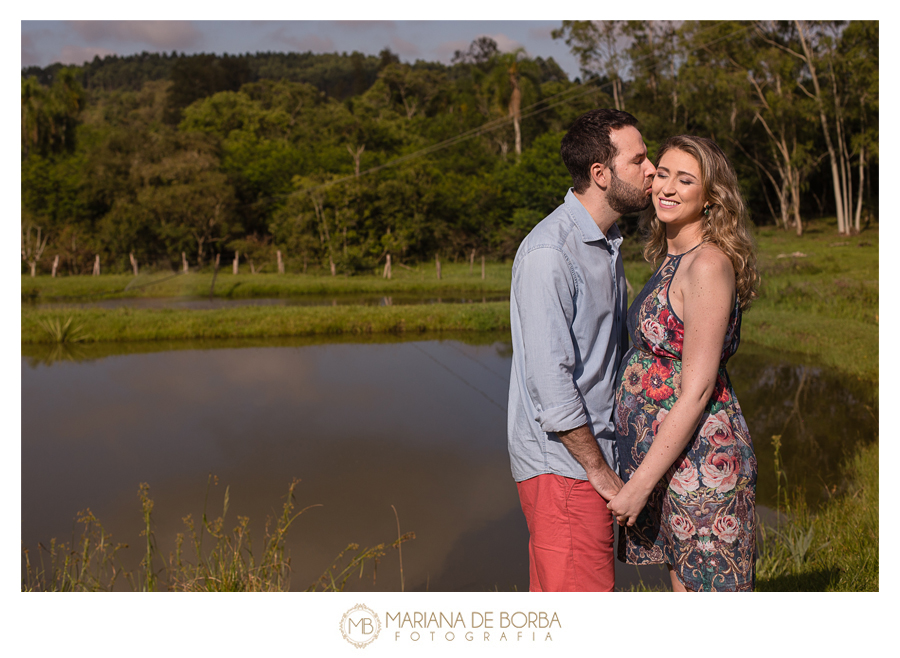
678,244,736,299
684,243,734,278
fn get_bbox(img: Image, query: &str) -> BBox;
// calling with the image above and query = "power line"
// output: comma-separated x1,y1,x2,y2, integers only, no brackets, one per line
285,21,755,198
410,342,507,414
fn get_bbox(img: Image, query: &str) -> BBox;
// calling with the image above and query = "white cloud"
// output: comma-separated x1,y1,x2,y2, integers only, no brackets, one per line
66,20,202,50
432,39,469,63
58,45,119,66
390,35,420,58
269,27,335,53
528,25,555,41
489,33,525,54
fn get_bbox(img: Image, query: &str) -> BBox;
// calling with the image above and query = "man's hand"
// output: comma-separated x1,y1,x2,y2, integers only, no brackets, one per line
587,465,624,502
556,425,622,501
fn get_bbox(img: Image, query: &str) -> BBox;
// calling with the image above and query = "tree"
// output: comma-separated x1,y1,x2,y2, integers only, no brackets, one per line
21,217,49,276
620,21,681,135
678,21,818,233
486,49,542,158
796,21,878,233
165,54,254,124
553,21,627,109
377,63,446,120
452,37,500,68
834,21,879,231
21,68,85,159
113,132,239,267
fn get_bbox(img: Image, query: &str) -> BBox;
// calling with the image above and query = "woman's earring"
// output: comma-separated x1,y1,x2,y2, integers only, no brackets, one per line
703,203,711,217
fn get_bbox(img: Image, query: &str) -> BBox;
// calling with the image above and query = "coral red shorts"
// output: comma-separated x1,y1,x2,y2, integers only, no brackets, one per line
516,473,615,592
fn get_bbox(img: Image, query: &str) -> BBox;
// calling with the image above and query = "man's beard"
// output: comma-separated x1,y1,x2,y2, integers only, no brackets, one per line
607,169,651,215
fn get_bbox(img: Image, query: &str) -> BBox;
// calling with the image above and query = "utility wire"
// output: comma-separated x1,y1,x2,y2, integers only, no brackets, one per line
410,342,507,414
444,339,511,384
298,21,754,197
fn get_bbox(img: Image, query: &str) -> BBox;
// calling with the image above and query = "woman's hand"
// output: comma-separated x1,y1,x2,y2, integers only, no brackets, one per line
607,480,651,527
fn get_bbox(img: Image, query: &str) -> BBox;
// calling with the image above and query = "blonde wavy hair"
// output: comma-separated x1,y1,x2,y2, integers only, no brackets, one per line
641,135,759,310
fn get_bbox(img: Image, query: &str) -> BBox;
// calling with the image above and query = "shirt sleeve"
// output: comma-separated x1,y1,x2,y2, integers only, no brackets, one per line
512,246,587,433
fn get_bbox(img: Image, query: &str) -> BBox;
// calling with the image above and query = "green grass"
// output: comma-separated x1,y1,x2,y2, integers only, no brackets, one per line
742,219,878,385
755,440,878,591
21,302,511,344
21,261,513,302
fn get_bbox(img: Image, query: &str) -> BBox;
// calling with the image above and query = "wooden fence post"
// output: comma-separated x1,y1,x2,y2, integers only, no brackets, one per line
233,251,239,275
470,249,475,273
129,252,138,276
182,252,189,273
383,253,392,279
51,255,59,278
435,254,441,280
93,255,100,276
277,250,284,274
481,255,485,280
209,253,220,301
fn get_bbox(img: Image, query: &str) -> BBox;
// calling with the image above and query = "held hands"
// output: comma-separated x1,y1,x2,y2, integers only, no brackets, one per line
607,480,651,527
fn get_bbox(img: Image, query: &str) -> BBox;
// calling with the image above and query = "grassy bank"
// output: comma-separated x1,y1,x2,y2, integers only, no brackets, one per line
21,261,513,301
756,440,879,591
740,222,878,385
21,219,877,384
22,301,511,343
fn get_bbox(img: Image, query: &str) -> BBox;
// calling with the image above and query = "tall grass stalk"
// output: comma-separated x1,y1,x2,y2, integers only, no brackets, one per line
23,477,414,592
756,440,878,591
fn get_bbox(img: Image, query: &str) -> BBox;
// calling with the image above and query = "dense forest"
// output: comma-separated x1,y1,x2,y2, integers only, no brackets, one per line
21,20,878,276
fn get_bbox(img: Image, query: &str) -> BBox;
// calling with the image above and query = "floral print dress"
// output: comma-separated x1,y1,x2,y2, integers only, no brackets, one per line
614,247,757,591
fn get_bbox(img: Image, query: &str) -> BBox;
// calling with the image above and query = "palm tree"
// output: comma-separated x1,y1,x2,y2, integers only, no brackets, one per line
486,49,541,158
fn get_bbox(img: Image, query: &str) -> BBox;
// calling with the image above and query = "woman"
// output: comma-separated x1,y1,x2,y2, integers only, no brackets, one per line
607,135,759,592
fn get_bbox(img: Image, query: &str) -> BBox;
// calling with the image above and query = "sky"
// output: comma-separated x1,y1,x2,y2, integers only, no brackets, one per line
21,20,586,79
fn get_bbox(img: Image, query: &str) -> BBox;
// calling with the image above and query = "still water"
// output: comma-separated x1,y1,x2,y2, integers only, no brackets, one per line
21,335,876,591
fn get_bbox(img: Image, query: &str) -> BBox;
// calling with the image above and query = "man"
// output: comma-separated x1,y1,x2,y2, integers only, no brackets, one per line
507,109,656,591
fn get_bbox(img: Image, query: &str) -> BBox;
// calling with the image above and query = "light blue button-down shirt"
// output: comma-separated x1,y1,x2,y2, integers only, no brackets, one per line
507,189,628,482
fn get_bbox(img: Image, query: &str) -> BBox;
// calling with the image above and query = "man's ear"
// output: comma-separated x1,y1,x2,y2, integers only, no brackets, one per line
591,162,610,189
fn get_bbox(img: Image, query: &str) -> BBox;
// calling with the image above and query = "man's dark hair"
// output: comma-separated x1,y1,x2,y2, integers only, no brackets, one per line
560,109,639,193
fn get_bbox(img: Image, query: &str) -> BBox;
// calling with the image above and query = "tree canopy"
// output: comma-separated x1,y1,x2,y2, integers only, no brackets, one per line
22,23,878,275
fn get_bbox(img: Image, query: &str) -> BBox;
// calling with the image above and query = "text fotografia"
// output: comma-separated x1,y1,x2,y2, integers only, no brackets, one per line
386,611,561,642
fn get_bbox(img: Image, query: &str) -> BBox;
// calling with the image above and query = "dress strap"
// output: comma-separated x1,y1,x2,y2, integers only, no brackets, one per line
666,241,705,258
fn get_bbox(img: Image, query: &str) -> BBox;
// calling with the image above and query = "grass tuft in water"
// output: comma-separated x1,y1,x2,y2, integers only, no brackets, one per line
37,316,90,343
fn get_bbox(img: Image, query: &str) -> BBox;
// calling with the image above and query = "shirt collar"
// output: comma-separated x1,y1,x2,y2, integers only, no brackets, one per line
564,188,622,245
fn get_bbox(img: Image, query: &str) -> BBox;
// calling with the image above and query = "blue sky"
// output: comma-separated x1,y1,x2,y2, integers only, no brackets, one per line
22,20,586,79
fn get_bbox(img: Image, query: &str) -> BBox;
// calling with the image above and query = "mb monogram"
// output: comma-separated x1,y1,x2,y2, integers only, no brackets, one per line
340,604,382,648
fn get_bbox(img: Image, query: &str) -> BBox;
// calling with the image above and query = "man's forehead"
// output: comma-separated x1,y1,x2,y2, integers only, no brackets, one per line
610,125,646,158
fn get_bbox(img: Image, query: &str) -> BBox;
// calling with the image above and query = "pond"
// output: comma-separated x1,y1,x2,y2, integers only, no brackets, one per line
20,334,876,591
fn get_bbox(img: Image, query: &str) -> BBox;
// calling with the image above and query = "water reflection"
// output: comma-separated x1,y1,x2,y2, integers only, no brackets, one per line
726,344,877,509
20,336,876,591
